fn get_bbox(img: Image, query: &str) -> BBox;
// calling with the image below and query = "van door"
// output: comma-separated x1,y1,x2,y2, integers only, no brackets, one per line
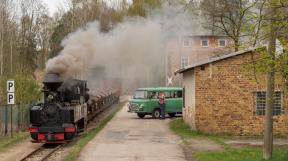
165,91,182,113
164,91,173,113
146,91,159,113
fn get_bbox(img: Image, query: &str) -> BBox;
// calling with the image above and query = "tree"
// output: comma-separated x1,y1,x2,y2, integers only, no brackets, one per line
49,0,126,57
34,14,55,68
243,0,288,159
127,0,162,17
0,0,8,75
263,4,276,160
200,0,257,51
261,1,288,159
17,0,49,74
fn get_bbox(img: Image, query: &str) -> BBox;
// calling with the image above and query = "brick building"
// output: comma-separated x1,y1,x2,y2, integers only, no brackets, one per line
175,48,288,135
166,35,233,86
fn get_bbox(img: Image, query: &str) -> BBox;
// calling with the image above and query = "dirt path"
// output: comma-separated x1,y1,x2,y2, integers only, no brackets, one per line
0,138,42,161
225,138,288,147
78,105,187,161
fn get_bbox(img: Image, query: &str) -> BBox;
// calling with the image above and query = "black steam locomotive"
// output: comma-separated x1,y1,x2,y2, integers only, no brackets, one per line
28,73,121,143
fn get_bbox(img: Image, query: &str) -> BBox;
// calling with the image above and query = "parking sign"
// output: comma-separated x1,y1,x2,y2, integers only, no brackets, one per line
7,80,14,93
7,80,15,105
7,93,15,105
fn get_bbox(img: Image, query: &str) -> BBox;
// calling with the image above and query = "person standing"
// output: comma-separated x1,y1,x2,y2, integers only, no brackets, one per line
159,92,166,119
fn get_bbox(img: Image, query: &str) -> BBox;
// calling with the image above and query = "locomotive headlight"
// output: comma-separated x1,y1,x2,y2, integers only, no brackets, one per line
48,94,54,100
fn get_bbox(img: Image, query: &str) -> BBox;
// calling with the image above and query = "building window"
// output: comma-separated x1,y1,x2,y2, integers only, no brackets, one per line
201,39,209,47
181,56,189,68
218,39,226,47
255,91,283,116
183,39,190,47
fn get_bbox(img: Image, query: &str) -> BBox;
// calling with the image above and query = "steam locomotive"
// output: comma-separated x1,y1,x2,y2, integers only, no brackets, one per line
28,73,121,143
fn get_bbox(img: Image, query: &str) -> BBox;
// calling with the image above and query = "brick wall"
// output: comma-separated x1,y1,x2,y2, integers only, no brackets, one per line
193,51,288,135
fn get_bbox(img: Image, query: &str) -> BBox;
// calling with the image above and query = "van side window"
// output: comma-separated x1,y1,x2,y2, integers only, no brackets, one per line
176,91,182,98
171,91,177,98
164,92,172,98
149,92,158,99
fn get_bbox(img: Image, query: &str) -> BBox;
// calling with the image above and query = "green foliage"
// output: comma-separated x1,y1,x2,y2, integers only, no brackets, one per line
242,48,269,74
241,47,288,88
49,12,74,58
0,74,42,105
17,15,40,75
127,0,162,17
277,51,288,87
195,147,288,161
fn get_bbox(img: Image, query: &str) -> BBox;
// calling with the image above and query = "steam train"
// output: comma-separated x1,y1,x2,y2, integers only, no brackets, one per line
28,73,121,143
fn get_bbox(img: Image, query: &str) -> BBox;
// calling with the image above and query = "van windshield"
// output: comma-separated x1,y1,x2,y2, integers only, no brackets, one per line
134,90,147,99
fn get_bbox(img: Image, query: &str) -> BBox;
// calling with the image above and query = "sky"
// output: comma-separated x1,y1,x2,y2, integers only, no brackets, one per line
41,0,130,16
41,0,70,16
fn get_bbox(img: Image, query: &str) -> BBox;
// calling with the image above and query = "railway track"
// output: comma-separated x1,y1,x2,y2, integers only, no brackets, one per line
20,144,62,161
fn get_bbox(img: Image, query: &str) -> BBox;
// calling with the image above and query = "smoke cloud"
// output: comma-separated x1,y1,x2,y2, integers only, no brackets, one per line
45,4,202,92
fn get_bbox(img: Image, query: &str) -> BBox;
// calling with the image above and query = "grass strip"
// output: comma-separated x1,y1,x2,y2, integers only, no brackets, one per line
195,147,288,161
169,118,288,161
169,118,229,144
64,101,126,161
0,132,29,150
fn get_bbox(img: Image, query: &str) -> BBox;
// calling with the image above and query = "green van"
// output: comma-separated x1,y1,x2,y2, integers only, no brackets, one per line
128,87,183,118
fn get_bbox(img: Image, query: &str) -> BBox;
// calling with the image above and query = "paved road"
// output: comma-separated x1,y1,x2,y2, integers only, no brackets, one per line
78,103,187,161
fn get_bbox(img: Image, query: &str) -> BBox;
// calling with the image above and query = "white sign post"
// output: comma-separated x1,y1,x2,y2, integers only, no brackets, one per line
7,80,14,137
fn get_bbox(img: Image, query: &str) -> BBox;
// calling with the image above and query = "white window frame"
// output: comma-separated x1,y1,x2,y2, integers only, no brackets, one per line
255,91,283,116
183,39,190,47
218,39,226,47
181,56,189,69
201,39,209,47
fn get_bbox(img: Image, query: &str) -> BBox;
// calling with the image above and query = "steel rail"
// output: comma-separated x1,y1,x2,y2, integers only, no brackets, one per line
20,144,61,161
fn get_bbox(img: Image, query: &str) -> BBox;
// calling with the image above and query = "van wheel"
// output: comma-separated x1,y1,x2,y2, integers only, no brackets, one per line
137,113,145,118
152,109,161,118
168,113,176,117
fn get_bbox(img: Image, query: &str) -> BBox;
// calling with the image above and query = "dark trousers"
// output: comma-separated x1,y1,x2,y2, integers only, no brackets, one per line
160,104,165,119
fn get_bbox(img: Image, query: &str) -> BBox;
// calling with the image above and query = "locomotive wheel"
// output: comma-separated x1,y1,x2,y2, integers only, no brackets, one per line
152,109,161,118
77,119,86,132
137,113,145,119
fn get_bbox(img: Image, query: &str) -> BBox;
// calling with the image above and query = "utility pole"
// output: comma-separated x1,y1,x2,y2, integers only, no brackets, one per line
263,2,276,160
10,39,12,73
0,2,4,76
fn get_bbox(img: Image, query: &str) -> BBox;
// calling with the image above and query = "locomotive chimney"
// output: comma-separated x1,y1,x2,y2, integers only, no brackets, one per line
43,73,63,91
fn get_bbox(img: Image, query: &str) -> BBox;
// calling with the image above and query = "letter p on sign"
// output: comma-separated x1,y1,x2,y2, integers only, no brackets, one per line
7,80,14,93
7,93,14,105
7,80,15,105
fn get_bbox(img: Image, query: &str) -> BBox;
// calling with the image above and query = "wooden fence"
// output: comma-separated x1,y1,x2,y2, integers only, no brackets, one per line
0,104,31,136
